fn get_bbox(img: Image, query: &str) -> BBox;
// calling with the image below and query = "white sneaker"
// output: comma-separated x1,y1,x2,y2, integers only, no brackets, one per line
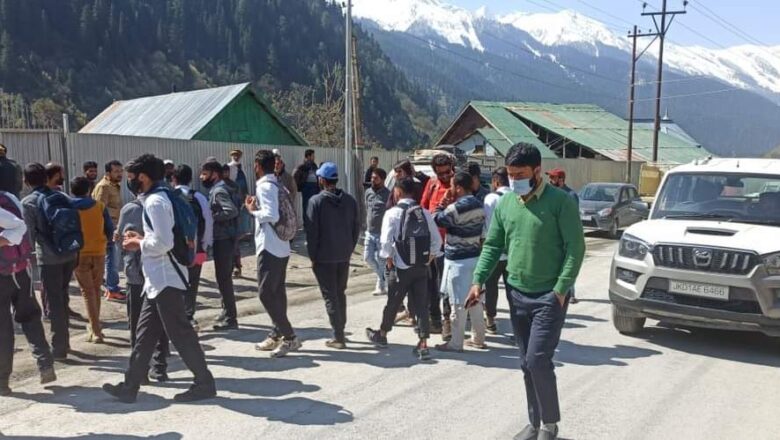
255,337,282,352
371,280,384,295
271,339,302,358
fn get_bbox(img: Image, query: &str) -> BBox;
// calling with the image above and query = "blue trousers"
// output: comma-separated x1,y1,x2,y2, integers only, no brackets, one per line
104,243,120,293
510,287,569,427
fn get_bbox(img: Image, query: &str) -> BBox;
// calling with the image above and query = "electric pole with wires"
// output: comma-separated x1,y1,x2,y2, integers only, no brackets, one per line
639,0,688,162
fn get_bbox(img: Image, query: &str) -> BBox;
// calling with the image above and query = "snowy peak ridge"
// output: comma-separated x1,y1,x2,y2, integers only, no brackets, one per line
350,0,484,51
497,10,631,52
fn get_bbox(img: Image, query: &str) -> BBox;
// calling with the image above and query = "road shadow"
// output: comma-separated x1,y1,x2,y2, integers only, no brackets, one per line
635,325,780,367
200,324,334,345
10,378,350,426
0,433,182,440
554,340,662,367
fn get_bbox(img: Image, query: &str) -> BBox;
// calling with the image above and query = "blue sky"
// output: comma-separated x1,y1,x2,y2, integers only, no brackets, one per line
450,0,779,48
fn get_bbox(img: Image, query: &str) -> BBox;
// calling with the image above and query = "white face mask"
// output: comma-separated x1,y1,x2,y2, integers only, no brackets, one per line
509,177,534,196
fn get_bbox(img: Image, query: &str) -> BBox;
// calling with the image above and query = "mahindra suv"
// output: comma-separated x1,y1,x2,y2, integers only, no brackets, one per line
609,158,780,336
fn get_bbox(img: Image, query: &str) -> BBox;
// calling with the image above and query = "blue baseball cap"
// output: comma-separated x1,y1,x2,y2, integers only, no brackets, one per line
316,162,339,180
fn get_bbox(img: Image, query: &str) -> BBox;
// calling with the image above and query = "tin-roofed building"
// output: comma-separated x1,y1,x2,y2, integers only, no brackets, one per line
80,83,307,146
438,101,711,164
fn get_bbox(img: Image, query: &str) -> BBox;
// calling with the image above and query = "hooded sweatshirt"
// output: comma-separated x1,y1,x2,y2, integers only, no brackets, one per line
305,188,360,264
72,197,114,257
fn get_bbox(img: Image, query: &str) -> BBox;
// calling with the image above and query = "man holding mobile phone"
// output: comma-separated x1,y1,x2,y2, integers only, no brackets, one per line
467,143,585,440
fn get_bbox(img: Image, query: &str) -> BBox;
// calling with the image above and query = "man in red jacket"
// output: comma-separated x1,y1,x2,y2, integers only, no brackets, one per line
420,153,456,340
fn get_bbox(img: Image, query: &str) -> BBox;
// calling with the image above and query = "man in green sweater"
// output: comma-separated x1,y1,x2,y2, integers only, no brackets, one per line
467,143,585,440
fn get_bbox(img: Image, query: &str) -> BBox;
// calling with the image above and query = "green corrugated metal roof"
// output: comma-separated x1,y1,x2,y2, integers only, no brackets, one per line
504,102,710,163
469,102,555,158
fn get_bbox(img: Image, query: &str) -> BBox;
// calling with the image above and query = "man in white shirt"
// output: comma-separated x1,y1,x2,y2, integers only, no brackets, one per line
246,150,301,358
172,164,213,332
482,167,513,337
103,154,215,404
0,189,56,395
365,177,442,361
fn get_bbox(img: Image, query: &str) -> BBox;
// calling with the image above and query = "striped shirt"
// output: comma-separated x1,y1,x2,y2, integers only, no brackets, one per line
434,195,485,260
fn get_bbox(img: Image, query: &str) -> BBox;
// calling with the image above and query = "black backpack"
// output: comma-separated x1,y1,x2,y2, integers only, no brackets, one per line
395,201,432,268
36,189,83,255
174,187,206,253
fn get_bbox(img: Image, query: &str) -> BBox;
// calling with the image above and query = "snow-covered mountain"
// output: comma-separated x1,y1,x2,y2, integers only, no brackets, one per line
350,0,484,51
350,0,780,99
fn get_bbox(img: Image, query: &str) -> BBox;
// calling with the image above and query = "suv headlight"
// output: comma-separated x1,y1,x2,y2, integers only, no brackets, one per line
599,207,613,217
763,252,780,275
619,234,650,261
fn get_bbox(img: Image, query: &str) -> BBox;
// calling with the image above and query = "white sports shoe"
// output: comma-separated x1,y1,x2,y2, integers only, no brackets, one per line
271,339,302,358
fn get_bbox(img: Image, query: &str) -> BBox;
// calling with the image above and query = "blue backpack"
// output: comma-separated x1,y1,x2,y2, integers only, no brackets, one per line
37,189,83,255
143,186,197,268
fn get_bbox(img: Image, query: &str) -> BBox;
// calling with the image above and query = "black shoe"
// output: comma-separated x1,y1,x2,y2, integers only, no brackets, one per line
513,424,539,440
429,321,443,334
365,328,388,347
569,297,579,304
40,367,57,384
53,352,68,361
413,345,431,361
149,370,169,383
212,320,238,331
173,383,216,403
102,382,138,404
0,381,10,396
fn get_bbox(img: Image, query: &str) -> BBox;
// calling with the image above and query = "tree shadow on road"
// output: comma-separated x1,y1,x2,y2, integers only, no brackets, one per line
0,433,182,440
554,340,662,367
634,325,780,367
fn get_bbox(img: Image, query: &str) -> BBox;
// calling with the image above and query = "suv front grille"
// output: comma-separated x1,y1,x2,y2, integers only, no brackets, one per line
652,245,758,275
642,288,762,314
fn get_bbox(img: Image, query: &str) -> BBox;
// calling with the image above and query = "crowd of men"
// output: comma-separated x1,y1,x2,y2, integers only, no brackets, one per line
0,141,585,440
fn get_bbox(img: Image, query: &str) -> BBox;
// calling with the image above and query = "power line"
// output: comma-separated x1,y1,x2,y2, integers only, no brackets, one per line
576,0,634,27
633,86,743,101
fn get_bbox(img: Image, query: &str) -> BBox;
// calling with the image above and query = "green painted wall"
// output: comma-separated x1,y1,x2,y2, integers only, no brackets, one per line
194,93,304,146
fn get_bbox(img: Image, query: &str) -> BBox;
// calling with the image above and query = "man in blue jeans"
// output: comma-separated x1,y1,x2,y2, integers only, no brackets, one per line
364,168,390,295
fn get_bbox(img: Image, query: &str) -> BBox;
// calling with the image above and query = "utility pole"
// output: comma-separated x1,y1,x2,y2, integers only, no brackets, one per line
344,0,354,195
626,25,638,183
641,0,687,162
351,34,363,150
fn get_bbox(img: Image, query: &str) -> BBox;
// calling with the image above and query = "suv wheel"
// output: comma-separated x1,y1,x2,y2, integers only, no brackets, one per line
608,219,620,239
612,305,645,334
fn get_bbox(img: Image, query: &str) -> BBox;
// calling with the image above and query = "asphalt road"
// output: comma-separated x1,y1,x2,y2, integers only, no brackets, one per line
1,235,779,440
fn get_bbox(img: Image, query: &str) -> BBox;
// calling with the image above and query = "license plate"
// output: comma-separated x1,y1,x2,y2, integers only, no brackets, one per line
669,280,729,301
581,215,592,222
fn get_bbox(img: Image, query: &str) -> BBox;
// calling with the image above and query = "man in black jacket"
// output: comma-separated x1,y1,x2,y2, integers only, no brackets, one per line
200,161,240,331
294,149,320,228
305,162,359,349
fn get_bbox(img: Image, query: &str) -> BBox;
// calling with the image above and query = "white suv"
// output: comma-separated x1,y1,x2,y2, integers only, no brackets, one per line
609,158,780,336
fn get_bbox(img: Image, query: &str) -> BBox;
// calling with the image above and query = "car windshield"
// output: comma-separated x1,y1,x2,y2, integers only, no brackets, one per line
652,172,780,226
580,185,619,202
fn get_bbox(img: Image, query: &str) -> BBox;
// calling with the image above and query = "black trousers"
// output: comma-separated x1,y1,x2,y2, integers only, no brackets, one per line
125,287,213,389
40,260,77,357
213,238,238,323
381,266,430,339
510,286,568,427
428,256,450,324
484,260,509,319
0,270,53,382
312,262,349,342
257,251,295,340
126,284,168,373
185,265,203,321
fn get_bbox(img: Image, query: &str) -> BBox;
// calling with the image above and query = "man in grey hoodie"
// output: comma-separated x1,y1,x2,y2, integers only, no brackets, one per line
305,162,360,349
117,163,169,382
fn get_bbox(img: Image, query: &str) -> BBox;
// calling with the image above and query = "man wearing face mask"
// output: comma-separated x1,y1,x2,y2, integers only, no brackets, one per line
200,161,240,331
93,160,125,303
22,163,79,360
467,143,585,440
